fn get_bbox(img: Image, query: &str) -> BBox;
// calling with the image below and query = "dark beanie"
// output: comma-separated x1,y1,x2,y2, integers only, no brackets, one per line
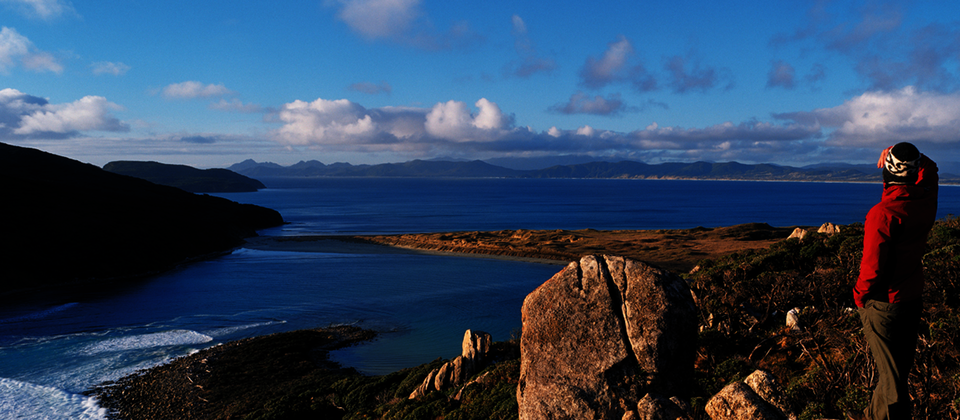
883,142,921,185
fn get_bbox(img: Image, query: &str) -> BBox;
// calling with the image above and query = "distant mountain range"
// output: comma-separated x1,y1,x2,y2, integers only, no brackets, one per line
229,158,960,183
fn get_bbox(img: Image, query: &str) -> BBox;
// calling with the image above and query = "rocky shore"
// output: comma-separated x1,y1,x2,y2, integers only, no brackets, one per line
90,326,378,420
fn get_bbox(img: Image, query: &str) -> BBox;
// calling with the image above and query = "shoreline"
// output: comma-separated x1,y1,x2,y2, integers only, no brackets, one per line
241,235,569,265
240,223,798,273
87,221,875,419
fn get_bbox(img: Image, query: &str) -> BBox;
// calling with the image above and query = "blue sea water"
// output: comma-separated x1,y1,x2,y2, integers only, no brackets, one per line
1,178,957,419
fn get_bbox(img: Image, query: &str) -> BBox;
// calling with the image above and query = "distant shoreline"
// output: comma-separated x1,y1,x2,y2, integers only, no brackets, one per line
248,174,960,186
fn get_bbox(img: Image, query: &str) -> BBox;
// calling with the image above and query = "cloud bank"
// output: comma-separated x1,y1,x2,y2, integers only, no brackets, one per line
776,87,960,148
268,87,960,164
5,86,959,167
0,88,128,139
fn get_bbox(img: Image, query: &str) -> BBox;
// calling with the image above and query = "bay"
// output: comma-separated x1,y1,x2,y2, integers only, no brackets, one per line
1,177,957,419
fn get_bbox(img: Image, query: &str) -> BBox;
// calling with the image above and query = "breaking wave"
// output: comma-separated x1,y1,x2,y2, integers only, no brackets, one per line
77,330,213,355
0,378,107,420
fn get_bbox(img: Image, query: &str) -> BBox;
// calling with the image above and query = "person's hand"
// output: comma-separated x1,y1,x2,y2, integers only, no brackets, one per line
877,146,893,168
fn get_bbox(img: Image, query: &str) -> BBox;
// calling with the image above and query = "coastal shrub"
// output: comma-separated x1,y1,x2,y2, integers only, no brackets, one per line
227,218,960,420
798,402,826,420
686,218,960,419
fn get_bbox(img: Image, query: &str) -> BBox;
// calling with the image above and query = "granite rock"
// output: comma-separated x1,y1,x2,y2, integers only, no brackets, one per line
517,255,697,419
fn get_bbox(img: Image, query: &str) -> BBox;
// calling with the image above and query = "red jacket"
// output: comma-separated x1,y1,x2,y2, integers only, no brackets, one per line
854,155,939,307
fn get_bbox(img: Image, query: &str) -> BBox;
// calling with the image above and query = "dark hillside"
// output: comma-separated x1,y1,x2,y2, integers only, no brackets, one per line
1,143,283,297
103,161,265,192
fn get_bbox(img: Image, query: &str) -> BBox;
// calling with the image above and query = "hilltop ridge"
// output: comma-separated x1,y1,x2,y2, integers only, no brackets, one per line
1,142,284,297
104,160,266,192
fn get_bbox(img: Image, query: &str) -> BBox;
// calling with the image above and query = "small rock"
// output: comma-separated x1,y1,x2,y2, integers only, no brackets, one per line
786,308,801,332
787,228,807,241
816,222,841,235
706,381,787,420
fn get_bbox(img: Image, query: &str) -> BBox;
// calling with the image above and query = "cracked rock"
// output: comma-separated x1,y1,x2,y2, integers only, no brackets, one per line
517,255,697,420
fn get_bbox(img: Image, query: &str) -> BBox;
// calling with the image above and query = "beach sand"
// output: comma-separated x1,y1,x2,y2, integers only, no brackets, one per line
241,223,798,273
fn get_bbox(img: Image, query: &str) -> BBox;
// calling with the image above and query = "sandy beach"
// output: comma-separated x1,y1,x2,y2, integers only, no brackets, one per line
241,223,798,273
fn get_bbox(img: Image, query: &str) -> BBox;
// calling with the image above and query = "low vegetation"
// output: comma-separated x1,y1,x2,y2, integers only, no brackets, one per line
341,217,960,419
686,216,960,419
97,218,960,419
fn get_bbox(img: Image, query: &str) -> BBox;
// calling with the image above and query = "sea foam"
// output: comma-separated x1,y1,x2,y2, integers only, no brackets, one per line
203,320,286,337
0,378,107,420
77,329,213,355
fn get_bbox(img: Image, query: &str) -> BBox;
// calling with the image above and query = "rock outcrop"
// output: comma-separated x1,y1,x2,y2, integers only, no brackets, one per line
409,329,491,399
705,370,795,420
517,255,697,420
787,222,842,241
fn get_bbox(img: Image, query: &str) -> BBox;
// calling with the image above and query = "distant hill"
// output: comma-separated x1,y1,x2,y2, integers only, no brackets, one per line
484,155,617,170
523,161,885,182
229,159,888,182
104,161,265,193
1,142,284,298
230,158,960,183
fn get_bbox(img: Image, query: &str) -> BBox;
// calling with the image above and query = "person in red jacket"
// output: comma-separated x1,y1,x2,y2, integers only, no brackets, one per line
849,142,938,420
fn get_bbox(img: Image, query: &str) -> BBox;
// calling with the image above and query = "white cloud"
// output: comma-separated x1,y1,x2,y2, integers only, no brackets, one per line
273,97,512,149
576,125,596,136
209,98,263,113
775,86,960,147
425,98,508,141
579,35,634,89
267,95,838,163
0,88,128,138
0,27,62,73
161,81,233,99
92,61,131,76
329,0,479,50
276,98,379,146
1,0,76,20
335,0,421,39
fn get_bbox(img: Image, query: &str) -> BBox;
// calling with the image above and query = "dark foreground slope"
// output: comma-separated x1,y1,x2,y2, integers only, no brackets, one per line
103,160,266,193
1,143,283,297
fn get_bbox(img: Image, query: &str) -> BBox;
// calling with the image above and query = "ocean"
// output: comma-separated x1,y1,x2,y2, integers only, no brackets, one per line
1,177,957,419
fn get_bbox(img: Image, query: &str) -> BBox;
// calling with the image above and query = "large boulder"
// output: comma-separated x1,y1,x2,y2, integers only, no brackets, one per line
517,255,698,419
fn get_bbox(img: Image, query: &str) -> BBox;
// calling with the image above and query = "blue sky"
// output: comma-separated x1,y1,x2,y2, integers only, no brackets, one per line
2,0,960,169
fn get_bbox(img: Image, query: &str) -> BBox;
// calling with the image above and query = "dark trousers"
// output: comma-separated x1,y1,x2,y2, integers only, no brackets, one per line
859,299,923,420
